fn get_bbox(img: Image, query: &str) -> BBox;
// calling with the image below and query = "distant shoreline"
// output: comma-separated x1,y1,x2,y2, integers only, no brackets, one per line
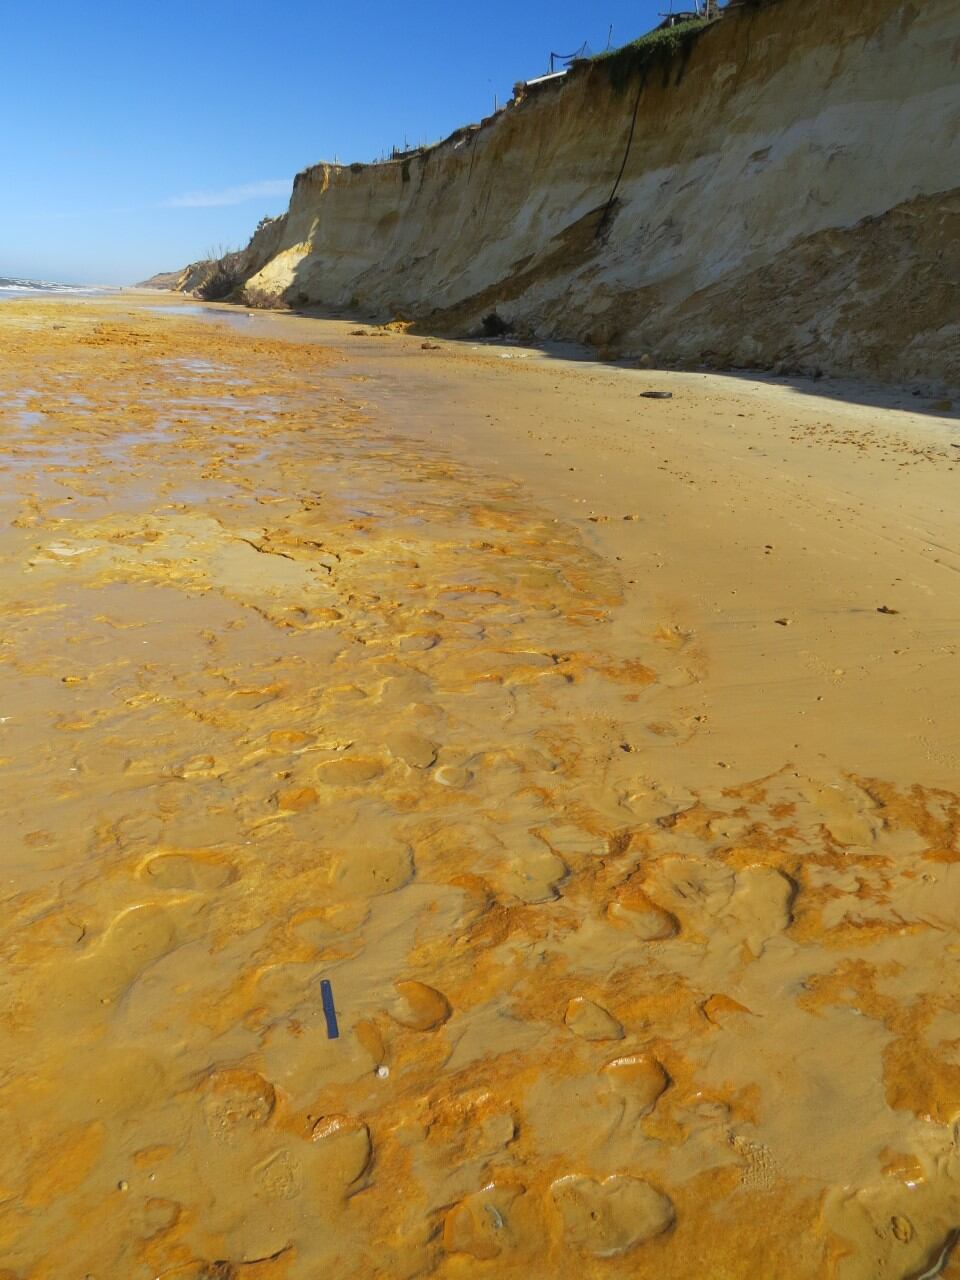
0,276,115,298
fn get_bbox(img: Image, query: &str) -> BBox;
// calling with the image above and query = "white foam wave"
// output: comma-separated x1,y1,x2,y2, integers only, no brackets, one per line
0,277,111,295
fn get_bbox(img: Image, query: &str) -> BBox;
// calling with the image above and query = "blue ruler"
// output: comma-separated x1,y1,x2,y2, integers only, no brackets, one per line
320,979,340,1040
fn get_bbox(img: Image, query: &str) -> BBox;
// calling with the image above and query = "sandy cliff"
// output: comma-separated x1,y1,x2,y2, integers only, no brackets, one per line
182,0,960,386
135,269,185,290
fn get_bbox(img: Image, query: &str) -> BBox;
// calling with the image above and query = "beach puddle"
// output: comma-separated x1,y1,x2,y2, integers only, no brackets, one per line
148,303,263,329
2,301,960,1279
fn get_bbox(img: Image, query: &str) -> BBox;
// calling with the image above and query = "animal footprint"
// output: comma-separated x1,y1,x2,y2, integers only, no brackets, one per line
565,997,623,1041
444,1183,524,1260
311,1116,372,1186
315,757,384,785
494,835,567,903
607,876,679,940
253,1149,303,1201
727,865,795,956
77,903,180,1002
141,851,236,891
638,858,793,955
391,980,451,1031
601,1054,670,1114
384,730,437,768
550,1175,674,1257
274,786,318,812
203,1068,276,1142
649,857,735,920
331,842,414,896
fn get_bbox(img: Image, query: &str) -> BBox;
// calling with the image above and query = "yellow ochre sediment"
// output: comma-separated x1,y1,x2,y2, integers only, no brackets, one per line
2,298,960,1279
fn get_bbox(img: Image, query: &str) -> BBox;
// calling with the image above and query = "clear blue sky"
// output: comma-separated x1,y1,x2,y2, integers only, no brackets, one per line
1,1,666,284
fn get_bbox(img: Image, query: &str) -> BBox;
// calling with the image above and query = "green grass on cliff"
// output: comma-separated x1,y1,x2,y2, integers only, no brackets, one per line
590,19,709,94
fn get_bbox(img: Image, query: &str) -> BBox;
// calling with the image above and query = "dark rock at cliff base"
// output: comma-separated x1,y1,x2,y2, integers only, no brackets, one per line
481,314,512,338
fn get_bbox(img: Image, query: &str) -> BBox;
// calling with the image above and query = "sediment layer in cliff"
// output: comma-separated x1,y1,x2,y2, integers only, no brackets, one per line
177,0,960,387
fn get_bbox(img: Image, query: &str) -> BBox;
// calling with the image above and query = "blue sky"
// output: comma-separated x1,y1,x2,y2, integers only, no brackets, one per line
2,1,666,284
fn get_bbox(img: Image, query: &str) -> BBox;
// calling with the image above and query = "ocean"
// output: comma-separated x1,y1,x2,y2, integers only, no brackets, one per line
0,276,111,298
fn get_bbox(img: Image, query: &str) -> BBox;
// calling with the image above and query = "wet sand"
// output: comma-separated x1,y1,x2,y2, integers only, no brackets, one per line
2,296,960,1279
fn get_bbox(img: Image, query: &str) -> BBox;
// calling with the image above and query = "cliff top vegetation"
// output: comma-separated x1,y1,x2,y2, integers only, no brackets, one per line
587,18,711,93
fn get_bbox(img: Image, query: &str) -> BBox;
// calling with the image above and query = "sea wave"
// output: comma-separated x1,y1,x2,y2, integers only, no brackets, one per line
0,277,110,295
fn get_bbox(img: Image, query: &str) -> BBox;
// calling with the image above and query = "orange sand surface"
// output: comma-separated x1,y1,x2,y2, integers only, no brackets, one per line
1,297,960,1279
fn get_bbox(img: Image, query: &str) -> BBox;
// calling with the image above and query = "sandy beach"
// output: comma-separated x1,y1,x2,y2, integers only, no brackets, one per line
2,295,960,1279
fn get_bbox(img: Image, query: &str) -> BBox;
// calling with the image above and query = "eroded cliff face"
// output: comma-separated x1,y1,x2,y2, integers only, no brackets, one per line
190,0,960,386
